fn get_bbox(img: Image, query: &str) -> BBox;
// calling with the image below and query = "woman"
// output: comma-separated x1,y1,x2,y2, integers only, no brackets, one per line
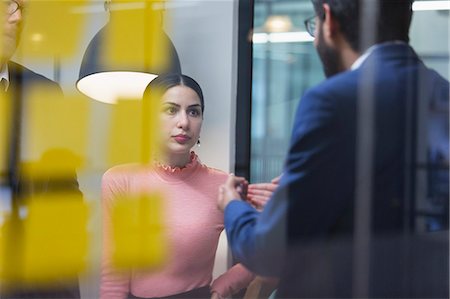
101,74,254,299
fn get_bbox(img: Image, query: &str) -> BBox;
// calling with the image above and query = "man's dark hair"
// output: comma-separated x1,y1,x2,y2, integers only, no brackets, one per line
312,0,413,52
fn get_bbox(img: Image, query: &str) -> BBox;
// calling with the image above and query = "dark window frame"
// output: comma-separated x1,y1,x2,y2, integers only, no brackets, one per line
235,0,254,178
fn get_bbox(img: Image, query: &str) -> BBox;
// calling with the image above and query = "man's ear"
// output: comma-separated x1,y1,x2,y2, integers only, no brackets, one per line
321,4,340,43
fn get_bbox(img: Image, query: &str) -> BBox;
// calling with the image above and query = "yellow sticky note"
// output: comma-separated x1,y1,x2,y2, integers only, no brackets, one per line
107,99,143,165
141,90,163,163
0,216,20,290
111,193,166,270
20,88,89,179
21,192,89,284
0,192,88,286
104,0,170,72
0,3,6,61
0,91,12,180
108,97,161,166
17,0,87,58
0,213,12,281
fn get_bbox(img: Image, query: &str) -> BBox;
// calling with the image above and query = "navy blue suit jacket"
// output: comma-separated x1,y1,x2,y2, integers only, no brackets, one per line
225,43,449,298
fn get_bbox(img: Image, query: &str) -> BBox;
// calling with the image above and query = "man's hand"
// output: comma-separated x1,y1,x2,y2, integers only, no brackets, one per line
217,174,248,212
247,175,281,211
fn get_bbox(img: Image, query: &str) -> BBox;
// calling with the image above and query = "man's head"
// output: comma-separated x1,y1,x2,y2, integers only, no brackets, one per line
312,0,413,52
310,0,413,77
2,0,24,64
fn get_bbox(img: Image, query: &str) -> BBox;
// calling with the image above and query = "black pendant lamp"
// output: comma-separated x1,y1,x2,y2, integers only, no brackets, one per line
76,3,181,104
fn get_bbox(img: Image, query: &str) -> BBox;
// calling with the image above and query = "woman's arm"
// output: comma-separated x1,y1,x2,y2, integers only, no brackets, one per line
100,171,131,299
210,263,255,298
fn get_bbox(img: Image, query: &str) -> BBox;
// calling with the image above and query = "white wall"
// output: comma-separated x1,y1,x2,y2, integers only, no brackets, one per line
167,0,239,172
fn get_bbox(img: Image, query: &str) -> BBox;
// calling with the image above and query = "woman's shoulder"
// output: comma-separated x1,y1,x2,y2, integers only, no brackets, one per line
197,162,229,181
102,163,147,182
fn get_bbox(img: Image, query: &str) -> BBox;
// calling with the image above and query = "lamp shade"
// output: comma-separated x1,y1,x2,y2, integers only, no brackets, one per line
77,23,181,104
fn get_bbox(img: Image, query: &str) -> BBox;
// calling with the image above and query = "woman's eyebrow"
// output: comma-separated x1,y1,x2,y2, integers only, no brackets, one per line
162,102,180,107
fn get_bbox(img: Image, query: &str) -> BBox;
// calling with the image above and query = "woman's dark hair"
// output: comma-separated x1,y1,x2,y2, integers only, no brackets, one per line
144,73,205,113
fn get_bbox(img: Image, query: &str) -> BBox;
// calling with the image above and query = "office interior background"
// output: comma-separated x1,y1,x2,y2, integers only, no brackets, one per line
4,0,449,297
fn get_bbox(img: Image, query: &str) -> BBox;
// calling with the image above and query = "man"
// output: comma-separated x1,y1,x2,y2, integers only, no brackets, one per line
1,0,81,297
218,0,449,297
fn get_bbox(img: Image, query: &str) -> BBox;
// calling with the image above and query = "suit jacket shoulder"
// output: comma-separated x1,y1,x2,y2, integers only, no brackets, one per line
7,60,63,95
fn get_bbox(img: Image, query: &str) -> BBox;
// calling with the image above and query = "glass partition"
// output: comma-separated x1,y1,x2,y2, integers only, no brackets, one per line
245,0,449,296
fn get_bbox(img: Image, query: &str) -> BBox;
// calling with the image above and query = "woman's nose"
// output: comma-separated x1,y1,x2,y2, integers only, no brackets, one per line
176,112,189,128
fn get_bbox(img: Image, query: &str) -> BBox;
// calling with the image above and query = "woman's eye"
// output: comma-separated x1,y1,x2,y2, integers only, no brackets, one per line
188,109,201,117
163,106,177,115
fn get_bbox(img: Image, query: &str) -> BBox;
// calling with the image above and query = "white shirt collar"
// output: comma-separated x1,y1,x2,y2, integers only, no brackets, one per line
0,63,10,91
351,41,408,70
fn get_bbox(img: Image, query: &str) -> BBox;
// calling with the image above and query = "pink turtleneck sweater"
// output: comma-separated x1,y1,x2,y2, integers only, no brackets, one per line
100,153,254,299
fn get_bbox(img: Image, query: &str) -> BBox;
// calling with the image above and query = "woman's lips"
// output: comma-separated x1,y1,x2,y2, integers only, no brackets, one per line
173,135,190,144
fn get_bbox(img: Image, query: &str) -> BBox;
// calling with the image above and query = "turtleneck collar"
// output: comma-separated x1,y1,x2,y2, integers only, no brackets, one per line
153,151,202,182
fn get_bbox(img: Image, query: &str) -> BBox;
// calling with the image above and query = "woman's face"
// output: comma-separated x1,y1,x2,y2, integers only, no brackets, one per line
160,85,203,156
